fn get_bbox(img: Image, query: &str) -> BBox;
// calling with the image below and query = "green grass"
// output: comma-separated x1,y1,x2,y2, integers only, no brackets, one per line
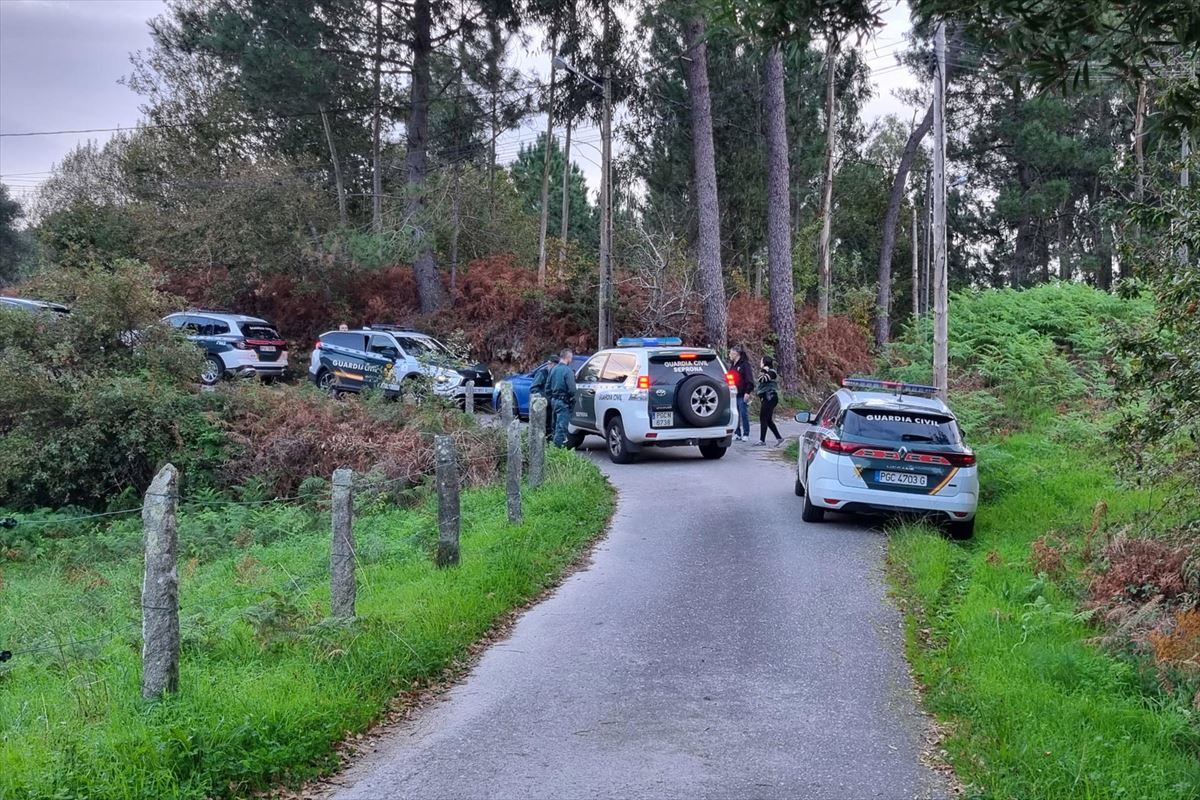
888,421,1200,799
0,448,614,799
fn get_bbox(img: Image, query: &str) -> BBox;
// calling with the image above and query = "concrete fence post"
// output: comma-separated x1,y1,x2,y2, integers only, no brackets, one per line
501,383,515,426
330,468,356,618
506,419,523,523
141,463,180,700
435,435,460,567
464,381,475,418
529,396,547,488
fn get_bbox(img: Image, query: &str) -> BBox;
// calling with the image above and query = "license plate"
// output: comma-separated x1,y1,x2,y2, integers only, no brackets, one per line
878,471,927,487
258,345,276,353
653,411,674,428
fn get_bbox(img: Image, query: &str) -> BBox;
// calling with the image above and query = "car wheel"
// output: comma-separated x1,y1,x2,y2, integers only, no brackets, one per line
698,442,727,460
316,369,338,393
401,375,430,405
675,374,728,427
200,356,223,386
948,518,975,540
801,492,825,523
794,473,806,497
605,417,636,464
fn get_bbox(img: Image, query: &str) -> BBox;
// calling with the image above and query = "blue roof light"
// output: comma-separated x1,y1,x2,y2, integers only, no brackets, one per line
616,336,683,347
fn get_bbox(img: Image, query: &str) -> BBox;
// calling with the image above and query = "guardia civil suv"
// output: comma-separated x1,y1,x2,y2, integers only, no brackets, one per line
565,337,738,464
794,377,978,538
163,311,288,385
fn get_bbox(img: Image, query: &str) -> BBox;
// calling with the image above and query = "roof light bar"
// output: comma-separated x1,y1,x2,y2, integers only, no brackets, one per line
616,337,683,347
842,376,939,397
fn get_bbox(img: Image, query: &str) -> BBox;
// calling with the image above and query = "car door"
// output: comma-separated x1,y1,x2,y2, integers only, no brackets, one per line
573,354,608,431
801,395,840,482
367,333,403,390
319,331,371,390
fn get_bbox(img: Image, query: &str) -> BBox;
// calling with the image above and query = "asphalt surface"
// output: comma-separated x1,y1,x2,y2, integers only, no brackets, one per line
326,422,949,800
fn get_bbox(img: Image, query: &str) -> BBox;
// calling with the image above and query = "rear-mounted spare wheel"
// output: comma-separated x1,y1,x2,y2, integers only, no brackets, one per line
675,373,727,427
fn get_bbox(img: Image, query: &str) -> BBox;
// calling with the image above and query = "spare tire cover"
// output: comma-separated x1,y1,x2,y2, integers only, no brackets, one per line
675,373,728,427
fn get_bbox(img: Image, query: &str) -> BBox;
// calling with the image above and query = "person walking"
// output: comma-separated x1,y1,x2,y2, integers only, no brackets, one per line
754,355,784,447
546,348,577,447
729,345,754,442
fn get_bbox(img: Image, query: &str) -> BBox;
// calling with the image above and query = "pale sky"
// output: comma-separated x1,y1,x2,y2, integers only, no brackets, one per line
0,0,918,208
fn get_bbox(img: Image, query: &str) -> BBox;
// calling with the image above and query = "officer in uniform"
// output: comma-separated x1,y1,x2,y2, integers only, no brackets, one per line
528,353,556,437
546,348,577,447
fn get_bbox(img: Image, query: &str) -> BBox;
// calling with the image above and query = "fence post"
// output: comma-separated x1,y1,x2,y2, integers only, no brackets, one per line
506,419,523,523
501,383,515,426
142,463,179,700
330,468,355,618
464,380,475,419
435,435,460,567
529,395,547,488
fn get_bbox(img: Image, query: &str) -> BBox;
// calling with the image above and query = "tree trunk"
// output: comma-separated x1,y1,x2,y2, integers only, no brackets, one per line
406,0,445,312
319,106,348,227
558,115,572,278
371,0,383,234
537,33,558,286
450,164,461,295
763,45,796,390
487,17,501,217
683,16,728,351
817,36,838,322
875,108,930,345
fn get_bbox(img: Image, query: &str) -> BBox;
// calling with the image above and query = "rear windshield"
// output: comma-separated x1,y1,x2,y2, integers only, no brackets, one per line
240,323,280,340
842,408,961,445
648,352,726,384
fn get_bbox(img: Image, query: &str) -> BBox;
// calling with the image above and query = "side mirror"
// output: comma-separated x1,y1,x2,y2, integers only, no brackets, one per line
794,411,814,424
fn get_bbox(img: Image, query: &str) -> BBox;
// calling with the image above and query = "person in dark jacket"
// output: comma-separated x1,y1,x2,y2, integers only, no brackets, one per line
546,349,577,447
528,354,556,436
754,355,784,447
728,345,754,441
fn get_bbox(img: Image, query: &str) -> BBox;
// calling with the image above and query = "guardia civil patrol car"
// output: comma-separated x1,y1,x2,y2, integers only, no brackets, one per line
163,311,288,385
308,325,492,403
565,337,738,464
794,377,978,538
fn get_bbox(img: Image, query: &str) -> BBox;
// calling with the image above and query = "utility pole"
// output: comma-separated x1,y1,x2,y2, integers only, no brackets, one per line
912,206,919,321
598,67,614,348
370,0,383,233
558,115,572,278
924,166,932,316
932,20,949,400
537,33,558,286
816,36,838,322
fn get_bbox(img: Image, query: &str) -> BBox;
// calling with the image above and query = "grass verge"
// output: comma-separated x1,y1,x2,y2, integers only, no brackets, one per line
0,448,614,799
887,421,1200,799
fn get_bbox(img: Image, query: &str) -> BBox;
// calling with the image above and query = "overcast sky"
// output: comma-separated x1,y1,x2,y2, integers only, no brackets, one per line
0,0,919,207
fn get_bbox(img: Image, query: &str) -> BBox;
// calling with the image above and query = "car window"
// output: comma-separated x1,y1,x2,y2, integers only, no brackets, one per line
577,355,607,383
188,317,230,336
165,314,187,328
600,353,638,383
369,334,399,355
394,335,449,358
322,332,368,351
817,397,840,428
240,322,280,340
647,351,725,385
842,408,961,445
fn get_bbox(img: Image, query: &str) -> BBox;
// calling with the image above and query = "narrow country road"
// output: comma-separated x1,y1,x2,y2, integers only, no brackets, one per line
326,422,949,800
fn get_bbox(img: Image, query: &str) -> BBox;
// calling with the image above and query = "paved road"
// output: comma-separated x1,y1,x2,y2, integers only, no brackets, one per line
327,424,948,800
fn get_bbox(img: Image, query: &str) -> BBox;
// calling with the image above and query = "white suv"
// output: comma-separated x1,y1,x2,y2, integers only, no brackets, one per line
566,337,738,463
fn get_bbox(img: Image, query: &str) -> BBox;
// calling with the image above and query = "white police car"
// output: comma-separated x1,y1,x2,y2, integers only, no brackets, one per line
163,311,288,385
794,377,978,538
566,337,738,464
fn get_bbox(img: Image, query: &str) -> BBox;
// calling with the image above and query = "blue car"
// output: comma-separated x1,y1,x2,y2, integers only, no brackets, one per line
492,354,590,418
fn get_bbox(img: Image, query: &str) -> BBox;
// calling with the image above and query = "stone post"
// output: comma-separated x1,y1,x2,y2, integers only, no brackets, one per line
330,468,355,618
506,419,523,523
435,435,460,567
142,464,179,700
501,383,515,426
464,380,475,418
529,396,547,488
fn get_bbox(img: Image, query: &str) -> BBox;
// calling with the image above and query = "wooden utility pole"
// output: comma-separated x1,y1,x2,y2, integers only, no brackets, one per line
558,116,572,278
370,0,383,233
912,206,919,322
598,67,614,349
537,33,558,286
816,36,838,322
932,21,949,400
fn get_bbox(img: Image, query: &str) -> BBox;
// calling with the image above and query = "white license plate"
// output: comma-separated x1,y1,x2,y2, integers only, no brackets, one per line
258,345,276,353
879,471,927,487
653,411,674,428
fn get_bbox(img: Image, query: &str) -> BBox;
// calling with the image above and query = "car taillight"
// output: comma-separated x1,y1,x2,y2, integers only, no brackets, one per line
314,340,322,349
725,371,737,388
819,438,862,455
637,375,650,389
945,452,976,467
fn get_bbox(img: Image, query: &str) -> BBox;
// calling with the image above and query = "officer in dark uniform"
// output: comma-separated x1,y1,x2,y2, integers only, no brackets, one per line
546,348,577,447
528,353,556,436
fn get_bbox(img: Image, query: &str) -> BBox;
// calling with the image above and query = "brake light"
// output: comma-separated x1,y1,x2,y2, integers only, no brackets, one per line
679,352,697,359
819,438,863,455
314,340,322,349
725,371,737,388
637,375,650,390
945,452,976,467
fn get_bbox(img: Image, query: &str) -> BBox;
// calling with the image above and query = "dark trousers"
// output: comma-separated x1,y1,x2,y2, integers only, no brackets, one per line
759,393,781,442
552,398,572,447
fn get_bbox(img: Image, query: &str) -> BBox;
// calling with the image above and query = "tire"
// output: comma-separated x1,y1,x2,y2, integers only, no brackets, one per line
794,473,806,497
400,375,430,405
948,518,975,540
605,416,636,464
200,355,224,386
675,374,728,427
698,442,727,460
801,492,825,523
316,369,338,394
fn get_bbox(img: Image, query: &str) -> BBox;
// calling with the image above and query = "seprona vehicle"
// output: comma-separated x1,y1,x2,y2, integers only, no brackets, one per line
793,377,978,538
565,337,738,464
163,310,289,385
1,296,70,315
492,353,591,418
309,325,492,404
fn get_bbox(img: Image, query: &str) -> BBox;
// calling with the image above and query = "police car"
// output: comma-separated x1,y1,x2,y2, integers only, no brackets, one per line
1,296,70,315
163,311,288,385
794,377,978,538
566,337,738,464
309,325,492,403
